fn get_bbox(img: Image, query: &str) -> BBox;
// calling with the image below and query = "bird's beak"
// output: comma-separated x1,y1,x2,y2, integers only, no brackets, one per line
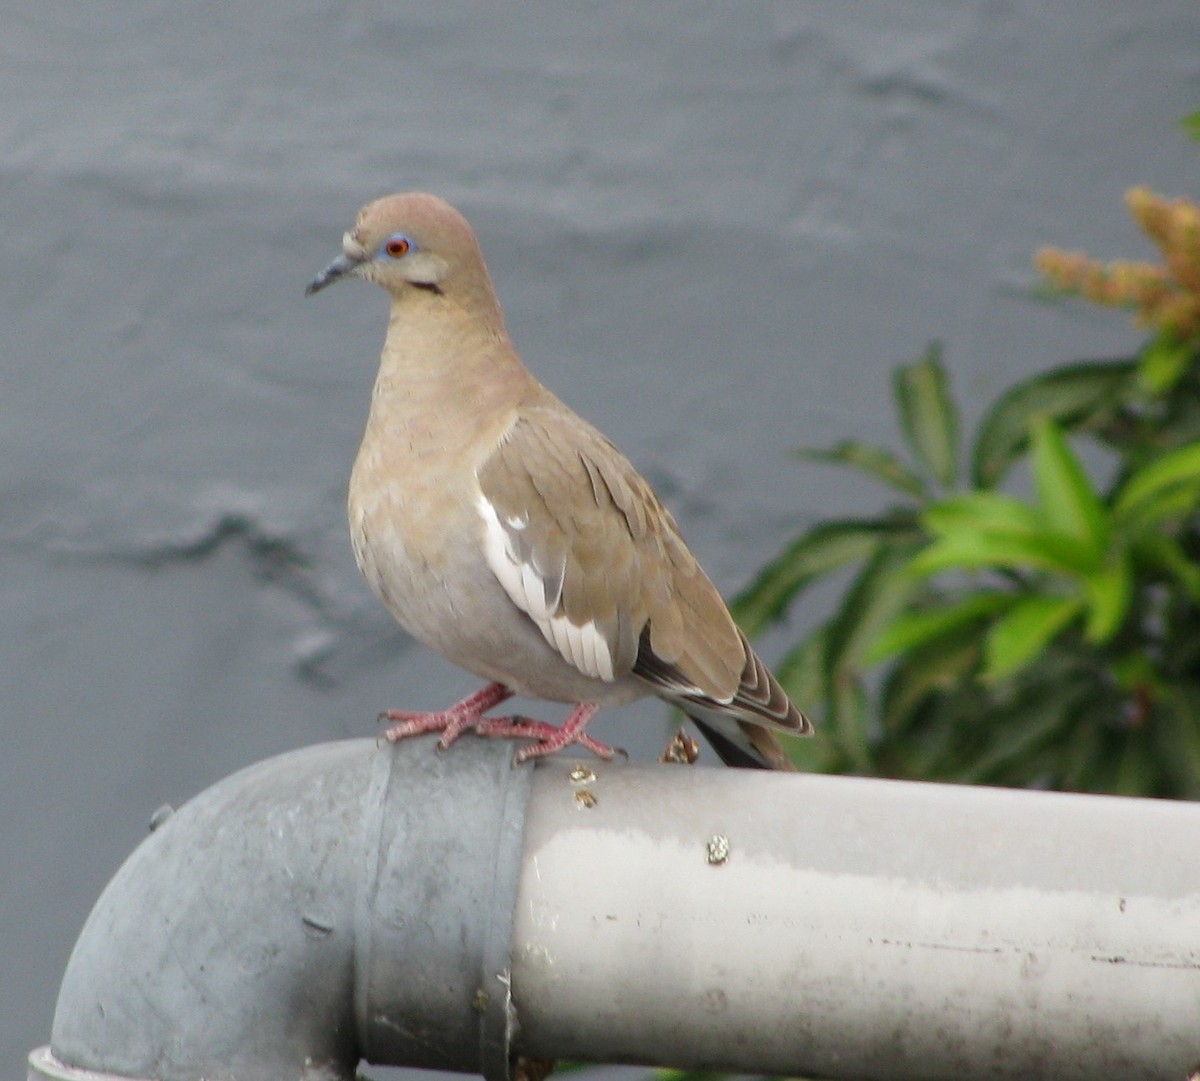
305,253,363,296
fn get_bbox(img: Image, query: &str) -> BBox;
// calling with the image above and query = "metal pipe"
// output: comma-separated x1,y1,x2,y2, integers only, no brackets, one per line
512,761,1200,1079
35,738,530,1081
29,738,1200,1081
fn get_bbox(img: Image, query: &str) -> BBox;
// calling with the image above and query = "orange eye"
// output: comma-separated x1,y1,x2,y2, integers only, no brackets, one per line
383,235,411,258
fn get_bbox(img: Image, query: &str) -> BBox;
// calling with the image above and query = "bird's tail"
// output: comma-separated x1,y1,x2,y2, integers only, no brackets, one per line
687,716,799,771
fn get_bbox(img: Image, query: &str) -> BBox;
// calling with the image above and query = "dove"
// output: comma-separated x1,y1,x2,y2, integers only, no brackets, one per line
306,193,810,767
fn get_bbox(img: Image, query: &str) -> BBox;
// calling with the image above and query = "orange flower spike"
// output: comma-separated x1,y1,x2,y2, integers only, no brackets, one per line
1126,186,1174,251
1158,294,1200,337
1165,199,1200,297
1036,248,1097,293
1112,261,1173,320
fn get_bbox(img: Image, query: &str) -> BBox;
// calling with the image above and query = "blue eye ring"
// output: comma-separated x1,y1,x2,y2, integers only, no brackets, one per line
381,233,415,259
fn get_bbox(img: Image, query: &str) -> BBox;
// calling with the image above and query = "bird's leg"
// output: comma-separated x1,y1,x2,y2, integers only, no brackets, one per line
380,682,515,749
472,703,617,764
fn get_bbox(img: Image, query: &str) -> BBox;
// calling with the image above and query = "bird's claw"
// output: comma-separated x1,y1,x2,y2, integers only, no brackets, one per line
376,692,616,764
473,714,618,765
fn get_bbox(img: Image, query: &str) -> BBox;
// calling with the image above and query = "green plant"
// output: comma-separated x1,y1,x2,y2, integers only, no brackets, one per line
736,189,1200,798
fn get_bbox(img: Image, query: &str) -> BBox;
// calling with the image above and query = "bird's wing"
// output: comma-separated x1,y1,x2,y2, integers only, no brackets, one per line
475,404,810,756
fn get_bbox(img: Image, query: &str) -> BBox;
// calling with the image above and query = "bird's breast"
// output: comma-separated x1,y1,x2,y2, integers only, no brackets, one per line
349,441,466,612
347,427,516,655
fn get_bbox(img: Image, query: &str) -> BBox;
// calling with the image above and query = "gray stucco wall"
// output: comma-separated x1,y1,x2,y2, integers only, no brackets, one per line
5,4,1197,1076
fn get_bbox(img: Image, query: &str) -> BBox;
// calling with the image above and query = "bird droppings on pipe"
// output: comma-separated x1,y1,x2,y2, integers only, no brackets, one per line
706,835,731,865
568,764,595,785
569,762,597,806
660,729,700,764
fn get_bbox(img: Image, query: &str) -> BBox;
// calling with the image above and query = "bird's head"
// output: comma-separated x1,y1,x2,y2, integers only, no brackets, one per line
305,192,491,303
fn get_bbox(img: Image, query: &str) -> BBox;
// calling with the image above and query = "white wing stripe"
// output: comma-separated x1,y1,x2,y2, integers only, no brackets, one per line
476,493,615,682
520,561,551,620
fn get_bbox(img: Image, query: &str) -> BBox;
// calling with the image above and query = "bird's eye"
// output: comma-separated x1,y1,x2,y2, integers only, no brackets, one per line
383,235,413,259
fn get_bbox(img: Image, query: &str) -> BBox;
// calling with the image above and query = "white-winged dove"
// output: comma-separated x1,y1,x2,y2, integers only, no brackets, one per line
306,193,811,768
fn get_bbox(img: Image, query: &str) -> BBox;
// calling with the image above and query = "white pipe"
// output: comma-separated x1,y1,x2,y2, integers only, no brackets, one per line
510,761,1200,1079
30,739,1200,1080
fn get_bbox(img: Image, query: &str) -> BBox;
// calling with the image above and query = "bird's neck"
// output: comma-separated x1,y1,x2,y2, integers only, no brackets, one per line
360,291,535,461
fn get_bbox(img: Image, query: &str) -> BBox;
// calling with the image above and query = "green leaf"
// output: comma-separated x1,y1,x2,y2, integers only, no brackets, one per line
1131,535,1200,600
971,360,1135,488
956,681,1082,784
1030,418,1109,552
1160,683,1200,796
1059,712,1109,792
894,343,960,488
1082,553,1132,642
1112,651,1163,699
867,592,1014,663
780,730,840,776
825,538,926,673
798,441,929,499
774,628,830,712
1137,330,1196,394
1117,484,1200,535
731,520,899,637
1113,736,1157,798
907,529,1100,578
983,595,1084,680
1182,110,1200,141
1112,440,1200,520
885,695,977,779
830,670,873,772
880,635,982,738
923,492,1043,536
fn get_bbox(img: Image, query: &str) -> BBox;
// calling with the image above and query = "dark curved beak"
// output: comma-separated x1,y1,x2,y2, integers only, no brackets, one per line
305,254,362,296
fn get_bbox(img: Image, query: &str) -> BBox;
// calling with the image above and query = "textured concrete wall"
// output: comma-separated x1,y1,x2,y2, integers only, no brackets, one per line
5,3,1197,1076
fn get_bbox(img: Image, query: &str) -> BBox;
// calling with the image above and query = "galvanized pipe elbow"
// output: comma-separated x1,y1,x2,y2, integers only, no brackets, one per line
38,738,530,1081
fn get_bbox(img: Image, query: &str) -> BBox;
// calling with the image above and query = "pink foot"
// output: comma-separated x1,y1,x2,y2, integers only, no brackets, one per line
473,703,620,764
380,682,514,750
